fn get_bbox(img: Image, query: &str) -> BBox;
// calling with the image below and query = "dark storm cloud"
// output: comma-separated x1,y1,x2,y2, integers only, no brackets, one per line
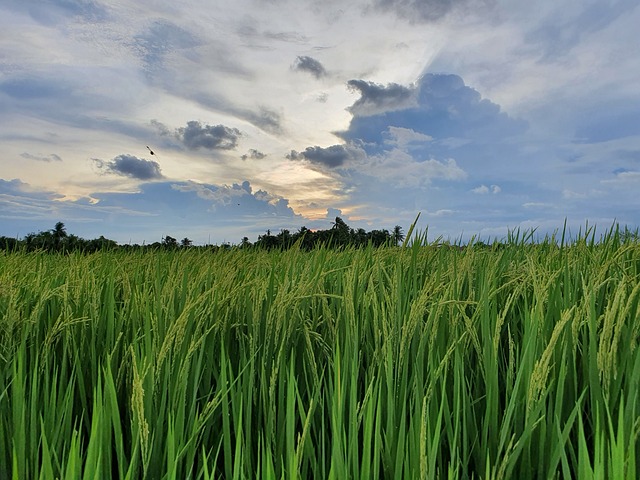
20,152,62,162
177,121,242,150
370,0,482,23
95,154,163,180
293,56,327,78
241,149,266,161
347,80,415,116
290,145,353,168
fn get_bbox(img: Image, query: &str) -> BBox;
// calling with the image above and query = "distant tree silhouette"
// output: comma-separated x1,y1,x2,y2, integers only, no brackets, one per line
162,235,178,248
368,229,391,247
0,236,19,251
277,229,293,249
52,221,67,240
393,225,404,245
354,228,367,246
255,230,279,249
0,218,406,253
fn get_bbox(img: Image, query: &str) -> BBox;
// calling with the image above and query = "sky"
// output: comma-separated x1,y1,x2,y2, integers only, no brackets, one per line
1,0,639,245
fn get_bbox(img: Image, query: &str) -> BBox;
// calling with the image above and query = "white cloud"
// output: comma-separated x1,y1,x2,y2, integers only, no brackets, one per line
363,151,467,187
426,209,455,217
472,184,501,194
384,126,433,148
602,171,640,185
562,189,586,199
523,202,554,209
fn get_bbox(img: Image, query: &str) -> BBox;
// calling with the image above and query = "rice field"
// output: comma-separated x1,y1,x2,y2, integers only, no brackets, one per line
1,229,639,479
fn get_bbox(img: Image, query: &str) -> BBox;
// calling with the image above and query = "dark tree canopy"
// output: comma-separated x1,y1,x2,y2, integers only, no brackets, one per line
0,218,406,253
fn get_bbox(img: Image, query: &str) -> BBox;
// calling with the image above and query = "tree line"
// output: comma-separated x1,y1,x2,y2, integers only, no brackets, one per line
0,218,405,253
253,217,404,250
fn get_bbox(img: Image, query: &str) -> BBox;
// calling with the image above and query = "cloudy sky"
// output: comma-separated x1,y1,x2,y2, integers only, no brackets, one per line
1,0,639,244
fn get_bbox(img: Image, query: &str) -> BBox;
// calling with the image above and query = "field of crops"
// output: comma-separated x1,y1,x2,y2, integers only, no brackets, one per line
1,231,639,479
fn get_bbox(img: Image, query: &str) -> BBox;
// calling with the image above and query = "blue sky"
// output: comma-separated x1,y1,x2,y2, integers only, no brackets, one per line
1,0,639,244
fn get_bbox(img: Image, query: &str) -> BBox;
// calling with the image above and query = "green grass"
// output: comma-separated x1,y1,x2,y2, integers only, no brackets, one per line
1,230,639,478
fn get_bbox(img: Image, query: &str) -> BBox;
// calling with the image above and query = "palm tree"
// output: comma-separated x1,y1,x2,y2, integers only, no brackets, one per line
52,221,67,239
331,217,351,246
51,222,68,250
393,225,404,246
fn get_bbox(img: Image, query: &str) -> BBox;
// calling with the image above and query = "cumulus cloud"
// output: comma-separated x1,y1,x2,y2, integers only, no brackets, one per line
177,121,242,150
472,184,501,194
94,154,163,180
342,74,527,148
602,170,640,185
325,207,343,220
241,149,267,160
20,152,62,162
288,144,364,168
347,79,415,116
383,126,432,148
172,180,249,206
171,179,295,216
292,56,327,78
286,150,304,160
281,73,525,204
363,152,467,187
300,145,351,167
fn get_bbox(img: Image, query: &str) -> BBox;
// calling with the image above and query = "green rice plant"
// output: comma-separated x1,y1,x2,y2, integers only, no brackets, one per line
0,227,639,478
